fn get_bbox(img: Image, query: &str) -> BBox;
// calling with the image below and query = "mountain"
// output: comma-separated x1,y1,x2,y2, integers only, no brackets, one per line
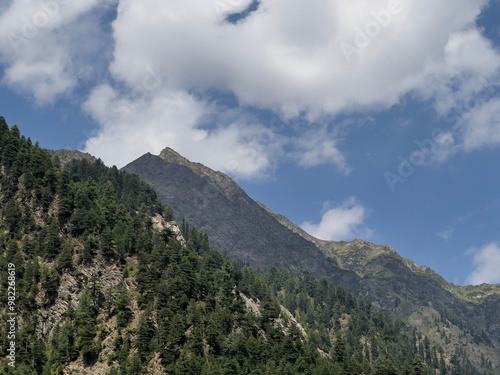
47,149,97,168
1,117,466,374
269,205,500,344
121,149,361,285
123,146,500,373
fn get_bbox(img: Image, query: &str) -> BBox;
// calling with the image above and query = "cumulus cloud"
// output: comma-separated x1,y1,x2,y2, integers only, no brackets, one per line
0,0,114,104
466,242,500,285
3,0,500,178
82,83,286,178
107,0,496,115
77,0,500,177
413,29,500,163
417,28,500,117
423,94,500,164
300,197,372,241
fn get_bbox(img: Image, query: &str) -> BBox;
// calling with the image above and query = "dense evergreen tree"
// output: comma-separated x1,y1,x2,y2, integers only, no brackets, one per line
0,119,488,374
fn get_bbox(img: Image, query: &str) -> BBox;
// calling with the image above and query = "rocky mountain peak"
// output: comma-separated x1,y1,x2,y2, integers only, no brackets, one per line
159,147,242,202
159,147,192,166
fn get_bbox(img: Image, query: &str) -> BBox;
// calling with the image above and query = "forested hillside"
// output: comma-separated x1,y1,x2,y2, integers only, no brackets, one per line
124,145,500,374
0,117,488,374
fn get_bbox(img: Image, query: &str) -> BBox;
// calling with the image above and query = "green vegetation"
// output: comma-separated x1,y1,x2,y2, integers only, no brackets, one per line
0,117,492,374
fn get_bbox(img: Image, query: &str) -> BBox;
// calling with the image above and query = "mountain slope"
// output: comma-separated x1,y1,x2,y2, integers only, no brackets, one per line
263,201,500,370
0,120,335,373
122,150,361,285
1,117,464,374
267,202,500,331
123,147,500,373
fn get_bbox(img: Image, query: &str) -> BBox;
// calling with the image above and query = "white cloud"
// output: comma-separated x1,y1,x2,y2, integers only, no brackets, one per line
459,97,500,152
417,29,500,117
466,242,500,285
107,0,496,116
436,227,454,241
79,0,500,177
289,128,351,173
423,94,500,164
300,197,372,241
427,130,459,165
3,0,500,177
413,29,500,163
82,84,286,178
0,0,114,104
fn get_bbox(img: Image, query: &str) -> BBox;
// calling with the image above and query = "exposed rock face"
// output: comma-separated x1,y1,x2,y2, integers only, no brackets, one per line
239,293,261,316
37,253,124,339
239,293,309,342
152,213,187,246
278,305,309,341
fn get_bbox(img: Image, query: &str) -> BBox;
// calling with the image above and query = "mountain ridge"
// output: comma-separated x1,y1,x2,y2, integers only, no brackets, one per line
159,147,241,202
122,152,363,283
259,198,500,303
122,146,500,372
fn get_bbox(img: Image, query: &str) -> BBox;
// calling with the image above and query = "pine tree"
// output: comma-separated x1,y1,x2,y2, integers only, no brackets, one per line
413,353,425,375
58,195,73,224
56,242,73,272
261,292,280,324
114,283,132,327
41,267,61,303
165,205,174,221
330,335,347,364
101,226,115,258
99,182,117,228
44,220,62,259
373,355,399,375
2,200,22,234
75,289,98,364
135,311,154,358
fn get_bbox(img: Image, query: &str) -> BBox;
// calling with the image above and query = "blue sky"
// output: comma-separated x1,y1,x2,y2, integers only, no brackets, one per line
1,0,500,285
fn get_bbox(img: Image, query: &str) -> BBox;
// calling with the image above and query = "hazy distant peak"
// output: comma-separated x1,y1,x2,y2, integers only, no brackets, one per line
48,149,97,168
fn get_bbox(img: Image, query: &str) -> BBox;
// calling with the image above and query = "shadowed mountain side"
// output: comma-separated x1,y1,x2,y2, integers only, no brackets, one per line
122,152,361,286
